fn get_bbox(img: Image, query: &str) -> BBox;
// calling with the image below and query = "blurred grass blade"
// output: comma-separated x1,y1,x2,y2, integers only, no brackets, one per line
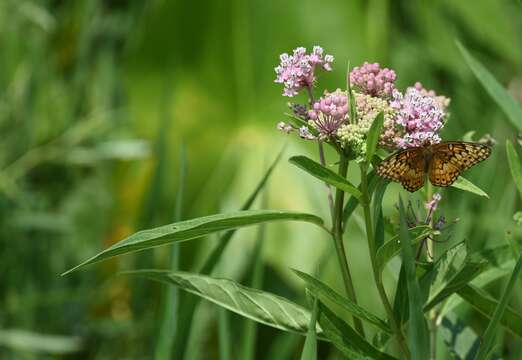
451,176,489,198
475,252,522,359
300,298,318,360
63,209,325,275
317,301,397,360
289,156,362,199
292,269,391,333
506,140,522,199
155,144,186,359
456,285,522,338
240,209,266,360
218,308,232,360
175,151,283,360
0,329,83,354
398,196,429,359
365,112,384,163
124,270,318,334
201,148,284,275
456,41,522,132
375,225,432,273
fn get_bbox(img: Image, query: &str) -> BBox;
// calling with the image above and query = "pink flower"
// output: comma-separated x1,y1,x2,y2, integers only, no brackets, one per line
407,82,450,111
349,62,396,98
390,88,445,149
274,46,334,97
308,89,349,138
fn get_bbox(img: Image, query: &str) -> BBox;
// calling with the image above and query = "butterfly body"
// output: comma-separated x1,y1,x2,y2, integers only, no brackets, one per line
376,141,491,192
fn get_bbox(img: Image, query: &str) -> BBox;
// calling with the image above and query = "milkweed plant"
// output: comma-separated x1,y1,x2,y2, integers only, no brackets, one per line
64,45,522,360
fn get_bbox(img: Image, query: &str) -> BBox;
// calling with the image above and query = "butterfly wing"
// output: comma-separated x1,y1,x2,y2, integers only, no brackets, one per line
428,141,491,187
376,148,426,192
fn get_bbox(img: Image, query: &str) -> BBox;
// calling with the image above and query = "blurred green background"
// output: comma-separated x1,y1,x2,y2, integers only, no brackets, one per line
1,0,521,358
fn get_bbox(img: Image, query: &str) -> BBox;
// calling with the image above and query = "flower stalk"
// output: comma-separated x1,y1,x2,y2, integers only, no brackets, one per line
332,152,365,336
359,162,410,358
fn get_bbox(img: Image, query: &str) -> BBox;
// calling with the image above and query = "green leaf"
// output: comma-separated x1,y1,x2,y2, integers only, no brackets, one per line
63,210,325,275
292,269,391,333
451,176,489,198
300,298,318,360
289,156,362,199
457,41,522,132
366,112,384,163
506,140,522,199
375,225,432,274
457,285,522,339
125,270,318,335
317,301,398,360
342,170,378,228
347,62,357,124
475,252,522,359
423,243,488,311
440,312,483,360
398,196,429,359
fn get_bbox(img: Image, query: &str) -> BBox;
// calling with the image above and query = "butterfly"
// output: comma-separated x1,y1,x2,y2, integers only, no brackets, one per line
376,141,492,192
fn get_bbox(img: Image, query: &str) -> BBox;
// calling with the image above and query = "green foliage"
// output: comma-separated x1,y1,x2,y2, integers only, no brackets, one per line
4,1,522,359
398,196,430,359
317,301,397,360
475,253,522,359
300,297,318,360
366,112,384,163
506,140,522,199
289,155,362,199
457,41,522,132
293,269,391,333
64,210,325,274
123,270,317,334
451,176,490,198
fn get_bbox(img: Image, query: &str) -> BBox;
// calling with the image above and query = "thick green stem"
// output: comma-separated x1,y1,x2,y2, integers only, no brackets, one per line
332,154,365,337
360,164,410,358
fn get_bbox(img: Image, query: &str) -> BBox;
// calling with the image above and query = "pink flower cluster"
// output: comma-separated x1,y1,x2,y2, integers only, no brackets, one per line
274,46,334,97
390,88,445,149
308,90,349,138
350,62,396,98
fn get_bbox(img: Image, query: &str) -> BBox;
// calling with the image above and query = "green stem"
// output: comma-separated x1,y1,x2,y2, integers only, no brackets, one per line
426,182,437,360
332,153,365,337
360,163,410,358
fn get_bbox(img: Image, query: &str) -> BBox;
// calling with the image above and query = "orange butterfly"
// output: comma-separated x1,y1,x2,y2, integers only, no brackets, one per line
376,141,492,192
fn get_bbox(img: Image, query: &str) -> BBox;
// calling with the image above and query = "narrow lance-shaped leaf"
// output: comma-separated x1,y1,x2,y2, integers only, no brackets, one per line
300,298,318,360
317,301,398,360
289,156,362,199
506,140,522,199
475,253,522,359
375,225,432,274
292,269,391,333
456,285,522,339
398,196,429,359
124,270,319,334
422,243,488,311
451,176,489,198
62,210,325,275
366,112,384,163
457,41,522,132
